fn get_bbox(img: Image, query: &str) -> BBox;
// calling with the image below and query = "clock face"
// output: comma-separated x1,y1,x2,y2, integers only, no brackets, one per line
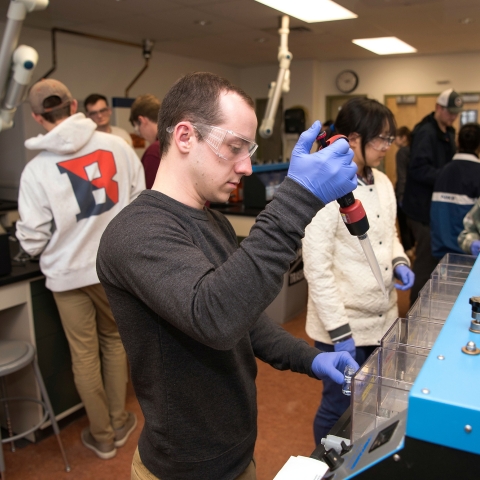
336,70,359,94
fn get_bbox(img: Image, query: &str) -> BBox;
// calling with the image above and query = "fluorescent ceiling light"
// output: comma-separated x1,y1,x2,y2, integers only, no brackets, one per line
255,0,357,23
352,37,417,55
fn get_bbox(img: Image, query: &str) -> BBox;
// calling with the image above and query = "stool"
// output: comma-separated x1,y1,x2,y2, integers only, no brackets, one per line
0,340,70,478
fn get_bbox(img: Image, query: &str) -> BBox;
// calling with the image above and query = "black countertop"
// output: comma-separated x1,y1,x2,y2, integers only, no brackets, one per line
0,237,42,288
0,202,262,288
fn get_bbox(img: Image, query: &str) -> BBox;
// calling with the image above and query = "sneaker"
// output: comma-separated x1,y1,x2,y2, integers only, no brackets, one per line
81,427,117,460
114,412,138,448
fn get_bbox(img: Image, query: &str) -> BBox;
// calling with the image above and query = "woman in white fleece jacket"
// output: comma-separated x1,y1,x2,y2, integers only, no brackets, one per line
303,98,415,443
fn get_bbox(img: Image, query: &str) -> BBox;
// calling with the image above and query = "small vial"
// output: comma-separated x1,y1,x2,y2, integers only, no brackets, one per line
342,365,356,396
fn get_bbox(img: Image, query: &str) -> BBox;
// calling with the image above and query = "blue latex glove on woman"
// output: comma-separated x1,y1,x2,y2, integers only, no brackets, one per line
394,264,415,290
334,337,356,360
471,240,480,257
287,121,357,205
311,352,359,385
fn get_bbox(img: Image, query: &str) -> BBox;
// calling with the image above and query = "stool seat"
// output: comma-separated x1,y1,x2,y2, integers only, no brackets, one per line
0,341,35,377
0,339,70,475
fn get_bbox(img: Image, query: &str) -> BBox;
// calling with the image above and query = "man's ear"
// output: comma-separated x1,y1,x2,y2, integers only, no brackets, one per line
70,99,78,115
136,115,144,126
174,123,195,154
31,111,45,127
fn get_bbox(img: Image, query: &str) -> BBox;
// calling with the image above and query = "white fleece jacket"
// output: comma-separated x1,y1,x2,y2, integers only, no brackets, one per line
303,169,409,347
16,113,145,292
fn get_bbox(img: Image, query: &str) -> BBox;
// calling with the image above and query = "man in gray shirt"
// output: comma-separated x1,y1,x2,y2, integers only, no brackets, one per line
97,72,358,480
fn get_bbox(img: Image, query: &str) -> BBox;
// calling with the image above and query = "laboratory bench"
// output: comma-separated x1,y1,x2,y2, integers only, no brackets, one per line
0,236,81,441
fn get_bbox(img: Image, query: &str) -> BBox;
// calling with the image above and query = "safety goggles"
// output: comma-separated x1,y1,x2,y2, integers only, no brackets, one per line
167,123,258,162
369,134,395,151
86,107,110,118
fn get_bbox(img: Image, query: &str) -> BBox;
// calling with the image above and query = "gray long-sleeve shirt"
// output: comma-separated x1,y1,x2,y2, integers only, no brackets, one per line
96,177,324,479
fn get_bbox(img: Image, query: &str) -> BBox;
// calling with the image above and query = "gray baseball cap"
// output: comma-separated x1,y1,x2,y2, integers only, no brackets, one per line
28,78,73,114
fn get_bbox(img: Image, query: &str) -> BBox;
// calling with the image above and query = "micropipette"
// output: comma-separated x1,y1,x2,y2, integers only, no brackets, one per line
316,131,388,297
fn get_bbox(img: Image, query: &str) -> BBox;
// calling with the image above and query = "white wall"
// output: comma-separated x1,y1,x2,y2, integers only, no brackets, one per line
3,20,480,198
241,51,480,123
0,22,242,200
1,22,240,103
316,52,480,120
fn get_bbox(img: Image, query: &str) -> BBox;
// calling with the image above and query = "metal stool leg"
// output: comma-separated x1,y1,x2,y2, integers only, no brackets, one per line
0,426,5,480
0,378,14,453
32,359,71,472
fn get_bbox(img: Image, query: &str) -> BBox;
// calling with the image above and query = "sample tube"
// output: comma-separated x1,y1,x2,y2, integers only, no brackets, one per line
342,365,356,396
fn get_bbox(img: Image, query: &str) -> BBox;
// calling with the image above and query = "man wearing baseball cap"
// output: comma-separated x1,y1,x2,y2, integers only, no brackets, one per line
402,88,463,304
16,78,145,459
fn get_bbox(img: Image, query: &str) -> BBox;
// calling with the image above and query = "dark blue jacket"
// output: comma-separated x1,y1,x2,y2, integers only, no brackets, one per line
430,153,480,258
402,113,456,224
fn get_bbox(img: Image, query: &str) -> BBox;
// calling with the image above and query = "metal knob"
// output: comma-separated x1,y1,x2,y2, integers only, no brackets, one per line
462,340,480,355
469,297,480,333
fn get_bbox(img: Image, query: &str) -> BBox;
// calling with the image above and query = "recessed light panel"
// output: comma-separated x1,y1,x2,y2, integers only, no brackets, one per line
255,0,357,23
352,37,417,55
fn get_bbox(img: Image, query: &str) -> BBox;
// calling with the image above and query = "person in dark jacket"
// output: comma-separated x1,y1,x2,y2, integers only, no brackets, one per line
430,123,480,258
402,88,463,304
394,126,414,254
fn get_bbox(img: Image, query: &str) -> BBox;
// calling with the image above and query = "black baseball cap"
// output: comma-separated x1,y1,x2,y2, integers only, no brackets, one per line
436,89,463,114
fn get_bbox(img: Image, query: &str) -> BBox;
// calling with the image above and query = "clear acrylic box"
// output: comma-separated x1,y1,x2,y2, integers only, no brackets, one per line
351,348,426,443
381,317,443,356
437,253,476,268
411,276,461,322
407,295,453,322
419,279,463,300
431,263,472,284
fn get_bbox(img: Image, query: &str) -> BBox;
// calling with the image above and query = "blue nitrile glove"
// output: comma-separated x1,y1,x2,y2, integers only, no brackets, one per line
394,264,415,290
334,337,356,360
471,240,480,257
287,121,357,204
311,352,360,385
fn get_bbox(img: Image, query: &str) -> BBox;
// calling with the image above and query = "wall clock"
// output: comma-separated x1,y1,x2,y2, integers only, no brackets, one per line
335,70,359,94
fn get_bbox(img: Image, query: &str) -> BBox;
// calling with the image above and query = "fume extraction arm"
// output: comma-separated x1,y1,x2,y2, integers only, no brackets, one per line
0,0,47,132
259,15,292,139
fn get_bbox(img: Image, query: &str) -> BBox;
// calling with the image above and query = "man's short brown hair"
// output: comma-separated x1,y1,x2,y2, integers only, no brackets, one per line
158,72,254,156
129,94,161,125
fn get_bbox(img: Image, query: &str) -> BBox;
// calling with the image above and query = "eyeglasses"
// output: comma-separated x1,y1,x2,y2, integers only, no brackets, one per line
369,134,395,151
166,123,258,163
87,107,110,118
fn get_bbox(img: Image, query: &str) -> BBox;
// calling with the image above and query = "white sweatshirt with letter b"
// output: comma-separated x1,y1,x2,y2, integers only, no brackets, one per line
16,113,145,292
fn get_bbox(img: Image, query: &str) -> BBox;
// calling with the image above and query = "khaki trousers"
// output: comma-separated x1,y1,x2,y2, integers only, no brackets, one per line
131,447,257,480
53,283,128,444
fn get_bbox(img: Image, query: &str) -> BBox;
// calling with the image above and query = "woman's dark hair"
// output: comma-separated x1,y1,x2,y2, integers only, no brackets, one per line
458,123,480,155
396,126,412,145
158,72,254,156
334,97,396,160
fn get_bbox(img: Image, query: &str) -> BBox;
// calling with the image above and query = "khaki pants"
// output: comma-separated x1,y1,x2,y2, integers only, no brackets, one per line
131,447,257,480
53,284,128,444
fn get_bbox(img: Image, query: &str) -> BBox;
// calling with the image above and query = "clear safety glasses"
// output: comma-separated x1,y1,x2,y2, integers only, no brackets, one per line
369,134,395,151
166,123,258,162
